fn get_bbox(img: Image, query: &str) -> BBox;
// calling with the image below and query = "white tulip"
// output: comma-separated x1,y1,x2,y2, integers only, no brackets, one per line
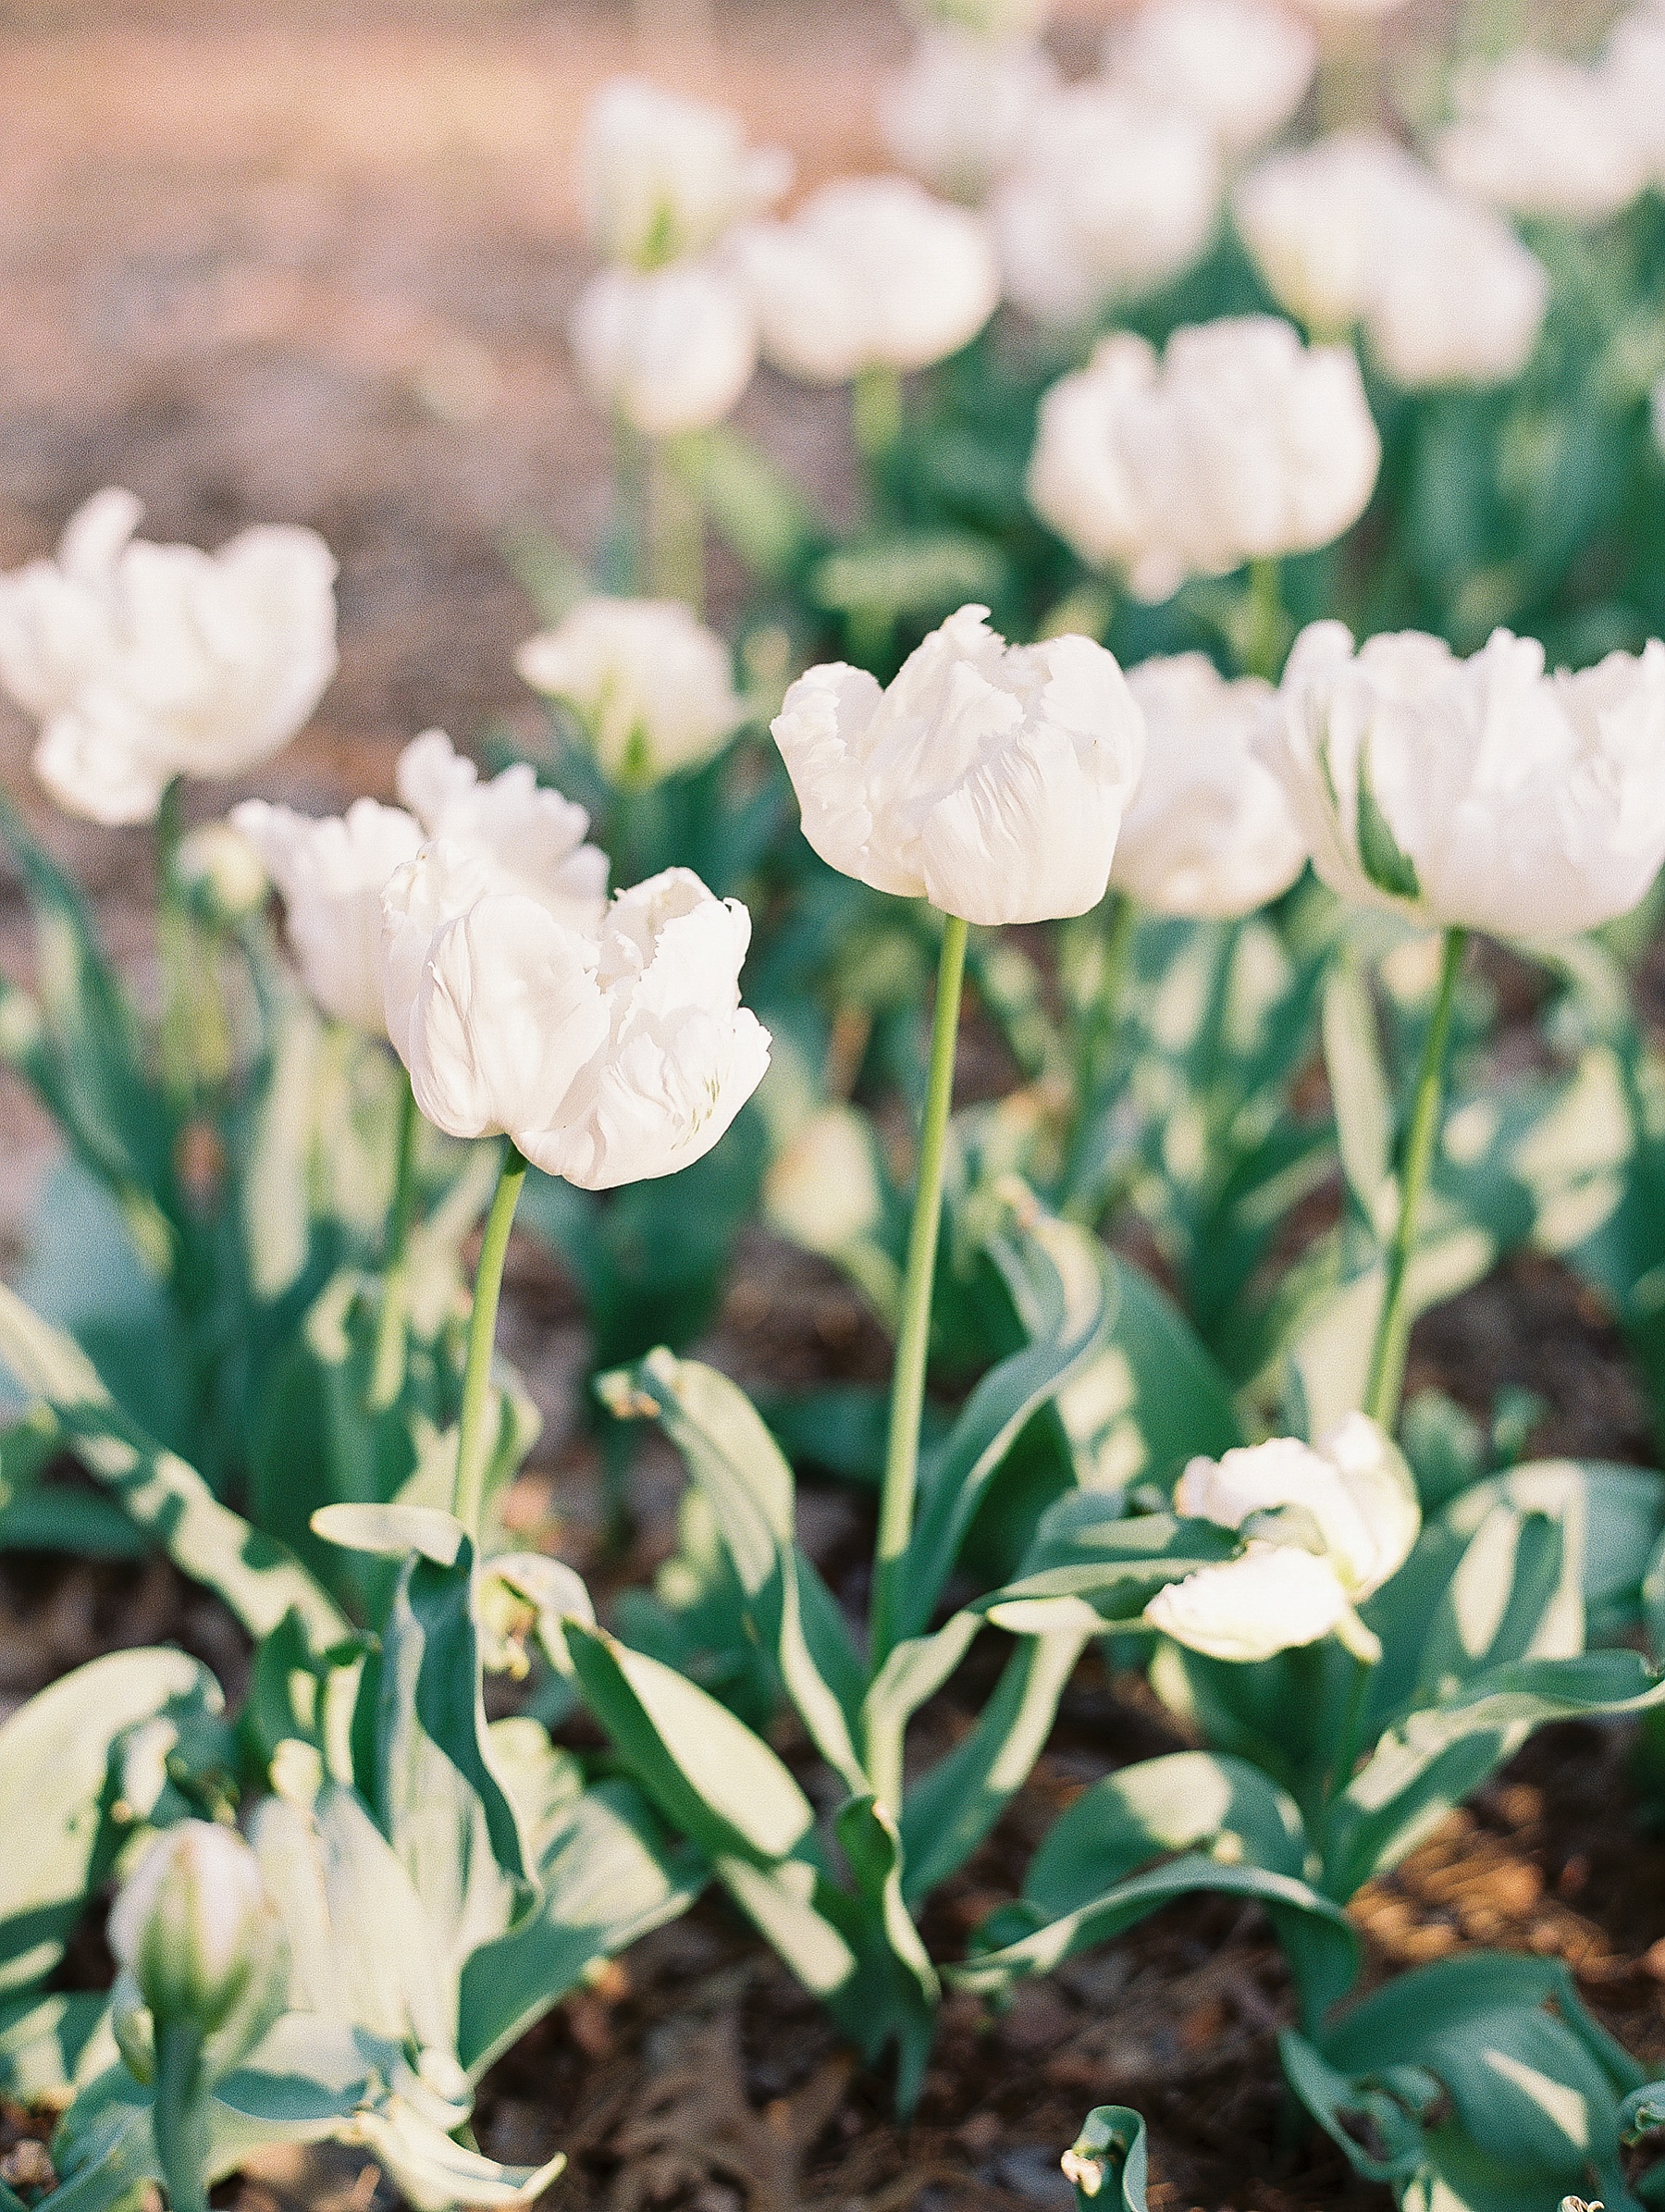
734,179,999,384
1027,317,1379,602
993,84,1220,327
1114,655,1305,918
1235,134,1548,389
1145,1414,1417,1662
0,488,337,827
1433,52,1648,225
108,1821,279,2034
570,262,758,437
879,30,1059,204
578,77,791,268
394,729,609,933
233,797,426,1032
382,858,770,1189
1105,0,1316,156
235,732,606,1032
770,602,1145,926
516,597,746,785
1601,3,1665,185
1260,621,1665,939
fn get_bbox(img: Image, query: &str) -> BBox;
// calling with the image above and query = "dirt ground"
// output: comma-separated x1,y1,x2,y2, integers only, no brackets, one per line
3,5,1665,2209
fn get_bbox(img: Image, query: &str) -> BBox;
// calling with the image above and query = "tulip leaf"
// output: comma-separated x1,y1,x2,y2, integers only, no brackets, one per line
1352,745,1422,903
1283,1953,1642,2212
0,1281,349,1648
1322,957,1396,1230
597,1350,867,1790
1065,2104,1151,2212
40,2084,159,2212
0,1648,222,1999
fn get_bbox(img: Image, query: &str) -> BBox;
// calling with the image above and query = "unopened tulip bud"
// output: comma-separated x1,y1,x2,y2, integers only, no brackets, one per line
173,822,270,927
107,1821,284,2040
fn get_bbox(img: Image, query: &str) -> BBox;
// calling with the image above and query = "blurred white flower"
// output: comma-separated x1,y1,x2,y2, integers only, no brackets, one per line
1114,655,1305,917
903,0,1053,36
1260,620,1665,938
382,858,770,1189
1236,133,1549,389
1601,2,1665,184
109,1821,281,2035
579,78,791,268
395,728,610,931
0,488,338,827
1145,1414,1417,1662
771,602,1145,926
1104,0,1316,155
734,179,999,383
993,83,1220,327
571,262,758,437
879,29,1059,204
173,820,270,923
1027,316,1379,601
516,597,746,785
235,731,606,1033
234,797,425,1033
1433,52,1647,224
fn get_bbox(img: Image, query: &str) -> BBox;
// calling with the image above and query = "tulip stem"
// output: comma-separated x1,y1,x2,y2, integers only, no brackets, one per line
368,1080,421,1412
1363,928,1467,1431
870,912,968,1675
646,434,705,612
1244,557,1289,683
853,365,904,473
154,2019,210,2212
454,1140,528,1539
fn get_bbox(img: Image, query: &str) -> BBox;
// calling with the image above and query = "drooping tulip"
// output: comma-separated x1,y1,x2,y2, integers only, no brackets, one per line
381,856,771,1189
0,489,338,827
770,603,1145,926
578,78,791,269
1259,620,1665,940
570,262,758,438
516,597,746,785
1144,1415,1418,1662
733,179,1000,384
1027,316,1380,601
1114,655,1306,918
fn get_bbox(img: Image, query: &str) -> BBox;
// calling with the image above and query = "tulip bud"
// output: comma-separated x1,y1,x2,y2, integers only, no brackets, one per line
107,1821,285,2043
0,488,338,827
516,598,746,787
172,822,270,927
578,78,791,271
571,263,758,439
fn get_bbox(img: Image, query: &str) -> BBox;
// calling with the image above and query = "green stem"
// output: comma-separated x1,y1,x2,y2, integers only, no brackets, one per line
367,1080,421,1412
852,365,904,473
153,2019,210,2212
453,1141,528,1539
1363,928,1467,1431
1244,557,1289,683
155,778,193,1117
869,913,968,1674
1060,893,1138,1212
646,435,705,612
1321,1648,1375,1823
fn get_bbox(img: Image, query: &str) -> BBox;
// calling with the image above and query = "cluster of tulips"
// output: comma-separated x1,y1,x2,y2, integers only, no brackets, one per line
12,2,1665,2209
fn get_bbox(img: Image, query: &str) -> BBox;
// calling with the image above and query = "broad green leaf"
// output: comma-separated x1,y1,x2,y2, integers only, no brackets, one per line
43,2086,157,2212
0,1282,347,1647
0,1992,114,2105
684,425,818,585
0,1647,221,1996
598,1351,866,1790
1065,2104,1151,2212
1322,958,1396,1231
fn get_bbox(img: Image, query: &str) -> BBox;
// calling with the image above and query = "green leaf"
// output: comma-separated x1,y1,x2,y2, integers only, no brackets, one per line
1353,745,1422,902
808,530,1006,624
1065,2105,1150,2212
0,1992,114,2105
0,1647,221,1996
684,426,819,585
598,1351,867,1790
1322,958,1396,1230
0,1282,348,1647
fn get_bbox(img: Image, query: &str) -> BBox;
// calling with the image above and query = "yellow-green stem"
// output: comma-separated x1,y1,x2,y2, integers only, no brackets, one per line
646,435,705,612
1244,557,1289,683
870,914,968,1673
155,779,194,1116
453,1141,528,1539
368,1080,421,1411
1363,928,1467,1430
853,365,904,471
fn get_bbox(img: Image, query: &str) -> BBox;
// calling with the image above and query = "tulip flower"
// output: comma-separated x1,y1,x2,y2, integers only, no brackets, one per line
578,78,792,270
1104,0,1316,156
993,83,1220,328
879,29,1059,204
734,179,1000,386
1114,655,1306,919
771,603,1146,929
1433,51,1648,224
570,262,758,439
1601,5,1665,190
394,728,610,933
1027,317,1380,603
516,597,746,786
0,488,338,827
1144,1415,1418,1662
1235,133,1548,390
1260,622,1665,942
